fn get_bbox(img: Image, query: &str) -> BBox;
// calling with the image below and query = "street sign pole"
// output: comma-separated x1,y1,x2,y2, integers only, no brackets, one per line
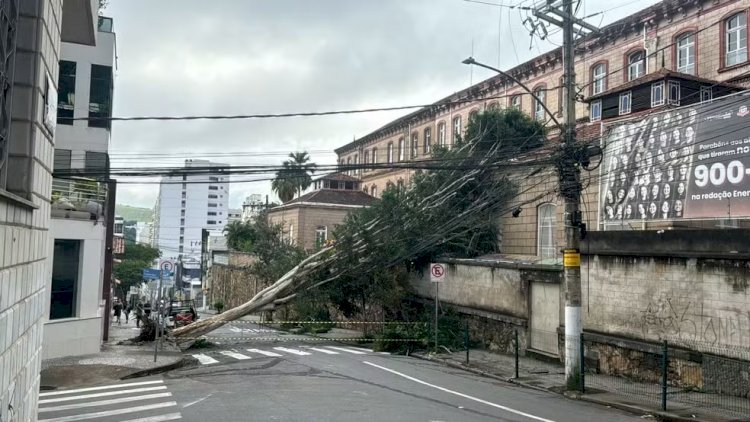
154,268,162,362
429,263,446,354
434,281,439,353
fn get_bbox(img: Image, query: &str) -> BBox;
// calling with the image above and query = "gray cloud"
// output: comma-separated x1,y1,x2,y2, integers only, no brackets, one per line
106,0,660,209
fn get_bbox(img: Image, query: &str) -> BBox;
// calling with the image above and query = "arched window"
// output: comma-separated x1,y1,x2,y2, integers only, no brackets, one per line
423,128,431,154
387,142,393,164
438,122,446,146
510,95,521,110
591,63,607,95
398,137,405,161
363,150,369,172
533,86,546,121
371,185,378,197
372,147,378,164
627,50,645,81
469,109,479,122
315,226,328,248
411,132,419,158
725,13,747,66
488,101,499,110
452,116,462,144
537,203,556,259
676,32,695,75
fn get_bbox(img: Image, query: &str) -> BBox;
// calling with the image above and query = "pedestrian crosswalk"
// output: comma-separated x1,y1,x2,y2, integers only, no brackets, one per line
37,379,181,422
191,345,382,365
228,326,277,334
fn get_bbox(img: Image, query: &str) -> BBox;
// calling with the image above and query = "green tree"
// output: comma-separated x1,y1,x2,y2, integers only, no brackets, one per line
271,163,297,203
113,244,161,296
285,152,317,198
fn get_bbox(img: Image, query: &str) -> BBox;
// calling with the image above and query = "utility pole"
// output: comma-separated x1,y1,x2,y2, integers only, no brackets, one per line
102,179,117,342
532,0,599,390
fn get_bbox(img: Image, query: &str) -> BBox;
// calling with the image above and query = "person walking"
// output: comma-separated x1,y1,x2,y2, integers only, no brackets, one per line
113,299,123,325
135,301,144,328
124,303,131,324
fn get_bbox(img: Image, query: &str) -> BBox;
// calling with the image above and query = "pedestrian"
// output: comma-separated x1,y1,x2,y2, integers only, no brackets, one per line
124,303,131,324
144,301,152,319
113,299,123,325
135,302,144,328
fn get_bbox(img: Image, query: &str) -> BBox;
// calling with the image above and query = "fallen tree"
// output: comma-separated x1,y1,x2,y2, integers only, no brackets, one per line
172,108,556,345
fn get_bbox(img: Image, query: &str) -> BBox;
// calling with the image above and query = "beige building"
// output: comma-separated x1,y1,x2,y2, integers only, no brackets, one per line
335,0,750,258
267,173,376,250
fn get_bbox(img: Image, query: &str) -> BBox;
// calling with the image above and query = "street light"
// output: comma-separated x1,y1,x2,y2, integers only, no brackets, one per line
461,57,561,129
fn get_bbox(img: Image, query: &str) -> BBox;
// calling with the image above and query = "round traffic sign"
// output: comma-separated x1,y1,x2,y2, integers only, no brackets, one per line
160,260,174,272
430,263,446,282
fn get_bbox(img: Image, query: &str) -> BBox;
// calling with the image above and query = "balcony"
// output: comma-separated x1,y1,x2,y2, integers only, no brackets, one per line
51,177,108,220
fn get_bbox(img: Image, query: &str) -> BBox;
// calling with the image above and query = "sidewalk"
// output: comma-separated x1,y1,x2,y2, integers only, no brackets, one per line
413,348,750,422
40,319,186,390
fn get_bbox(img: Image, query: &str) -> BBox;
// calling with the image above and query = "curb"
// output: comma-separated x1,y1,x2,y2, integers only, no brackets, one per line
120,355,193,380
411,353,717,422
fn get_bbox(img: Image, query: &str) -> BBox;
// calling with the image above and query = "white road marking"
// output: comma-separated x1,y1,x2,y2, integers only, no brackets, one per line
326,346,367,355
247,348,282,357
37,401,177,422
308,347,339,355
192,354,219,365
120,413,183,422
220,351,251,360
39,380,164,397
38,387,168,404
362,361,555,422
273,347,311,356
182,394,211,408
38,393,173,413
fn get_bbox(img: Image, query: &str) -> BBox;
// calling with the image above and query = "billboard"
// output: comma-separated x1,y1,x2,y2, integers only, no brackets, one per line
599,92,750,225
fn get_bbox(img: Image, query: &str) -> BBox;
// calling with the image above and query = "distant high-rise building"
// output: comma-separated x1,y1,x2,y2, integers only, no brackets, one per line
242,194,265,222
152,160,229,262
228,208,242,224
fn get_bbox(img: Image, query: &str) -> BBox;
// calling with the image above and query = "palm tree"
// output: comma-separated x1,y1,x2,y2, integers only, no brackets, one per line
285,152,317,198
272,164,297,203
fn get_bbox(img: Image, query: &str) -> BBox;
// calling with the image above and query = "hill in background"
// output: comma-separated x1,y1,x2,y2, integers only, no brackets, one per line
116,204,153,222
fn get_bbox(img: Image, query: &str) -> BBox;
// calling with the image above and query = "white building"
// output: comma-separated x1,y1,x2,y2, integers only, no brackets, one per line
136,221,153,245
153,160,229,263
1,1,99,420
241,194,264,222
45,14,117,359
228,208,242,224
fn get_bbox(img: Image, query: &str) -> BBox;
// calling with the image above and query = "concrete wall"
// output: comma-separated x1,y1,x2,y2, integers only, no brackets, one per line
1,1,64,421
43,219,106,359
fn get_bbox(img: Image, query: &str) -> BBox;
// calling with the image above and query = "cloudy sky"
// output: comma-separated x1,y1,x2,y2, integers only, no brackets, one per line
106,0,660,210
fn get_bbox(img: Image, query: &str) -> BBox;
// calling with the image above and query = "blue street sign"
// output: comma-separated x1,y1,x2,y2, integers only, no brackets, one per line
143,268,161,280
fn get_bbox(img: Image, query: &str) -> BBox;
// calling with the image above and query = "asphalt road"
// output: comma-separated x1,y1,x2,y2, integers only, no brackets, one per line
39,338,649,421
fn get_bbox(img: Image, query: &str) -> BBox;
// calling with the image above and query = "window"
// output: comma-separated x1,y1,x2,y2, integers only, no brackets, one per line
180,227,184,235
180,218,185,225
387,142,394,163
372,148,378,164
180,210,185,217
700,86,713,103
208,203,217,208
423,128,431,154
726,13,747,67
668,80,680,106
364,150,369,171
488,102,499,110
89,64,113,128
179,246,184,253
208,211,217,216
181,192,186,199
57,60,76,125
452,116,461,144
209,176,219,182
511,95,521,109
50,240,81,319
315,226,328,248
469,110,479,122
651,81,664,107
371,185,378,197
54,149,72,172
209,186,218,190
85,151,108,178
537,204,556,260
438,122,446,146
207,220,216,225
181,200,186,208
533,86,546,121
627,50,645,81
411,132,418,158
288,224,294,245
557,76,564,116
398,138,405,161
590,100,602,122
592,63,606,95
619,91,632,115
181,182,187,190
676,33,695,75
208,194,218,199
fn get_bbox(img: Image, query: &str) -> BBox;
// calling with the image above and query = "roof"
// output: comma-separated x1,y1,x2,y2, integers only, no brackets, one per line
275,189,376,208
334,0,715,155
586,69,745,101
313,172,361,182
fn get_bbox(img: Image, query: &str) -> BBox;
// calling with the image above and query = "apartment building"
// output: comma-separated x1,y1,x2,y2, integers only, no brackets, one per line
152,160,229,262
44,16,117,359
0,1,99,420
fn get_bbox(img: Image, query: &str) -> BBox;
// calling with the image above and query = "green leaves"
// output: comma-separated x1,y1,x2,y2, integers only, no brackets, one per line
272,151,317,202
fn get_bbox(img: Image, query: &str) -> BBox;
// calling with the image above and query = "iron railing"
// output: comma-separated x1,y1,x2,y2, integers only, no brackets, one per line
51,177,108,216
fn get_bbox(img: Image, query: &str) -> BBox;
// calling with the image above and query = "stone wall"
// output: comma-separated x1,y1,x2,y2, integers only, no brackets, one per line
210,252,263,309
1,1,62,421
